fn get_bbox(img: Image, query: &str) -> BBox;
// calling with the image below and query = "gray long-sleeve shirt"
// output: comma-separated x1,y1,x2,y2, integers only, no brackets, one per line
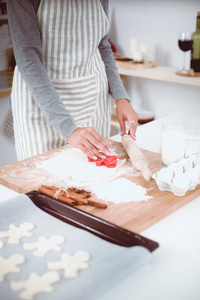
7,0,130,141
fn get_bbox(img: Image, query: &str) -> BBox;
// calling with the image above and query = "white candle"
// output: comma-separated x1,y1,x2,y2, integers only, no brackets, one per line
140,44,149,64
132,50,143,62
129,38,139,59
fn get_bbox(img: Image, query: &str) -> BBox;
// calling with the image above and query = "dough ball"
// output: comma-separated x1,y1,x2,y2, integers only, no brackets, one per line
173,173,190,190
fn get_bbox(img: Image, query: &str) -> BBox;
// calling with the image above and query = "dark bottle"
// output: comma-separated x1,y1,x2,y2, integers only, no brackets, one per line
191,12,200,72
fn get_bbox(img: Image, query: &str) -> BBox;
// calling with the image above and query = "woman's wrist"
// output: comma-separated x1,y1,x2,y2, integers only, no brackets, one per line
116,98,130,104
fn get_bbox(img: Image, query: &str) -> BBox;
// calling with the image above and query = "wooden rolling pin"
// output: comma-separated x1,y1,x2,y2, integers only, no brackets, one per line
121,134,152,181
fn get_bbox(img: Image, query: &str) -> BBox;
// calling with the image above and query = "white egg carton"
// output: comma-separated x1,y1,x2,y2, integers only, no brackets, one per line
153,153,200,196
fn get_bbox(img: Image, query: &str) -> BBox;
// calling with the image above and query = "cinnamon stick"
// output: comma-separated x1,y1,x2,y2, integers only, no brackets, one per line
87,199,107,209
39,185,75,205
38,185,107,209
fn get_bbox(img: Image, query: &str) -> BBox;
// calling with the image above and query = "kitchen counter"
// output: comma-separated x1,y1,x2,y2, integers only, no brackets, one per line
105,111,200,300
0,111,200,300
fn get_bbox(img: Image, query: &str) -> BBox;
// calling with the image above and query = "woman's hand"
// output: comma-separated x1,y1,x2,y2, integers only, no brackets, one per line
115,98,138,139
67,127,111,160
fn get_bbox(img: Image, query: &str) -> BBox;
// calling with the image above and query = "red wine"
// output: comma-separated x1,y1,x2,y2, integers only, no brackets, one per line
178,39,193,52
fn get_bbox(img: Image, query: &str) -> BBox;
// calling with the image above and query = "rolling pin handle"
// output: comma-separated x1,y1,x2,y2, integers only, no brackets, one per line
121,133,152,181
141,166,153,182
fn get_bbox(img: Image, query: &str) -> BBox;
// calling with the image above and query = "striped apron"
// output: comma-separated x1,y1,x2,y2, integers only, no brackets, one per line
11,0,111,160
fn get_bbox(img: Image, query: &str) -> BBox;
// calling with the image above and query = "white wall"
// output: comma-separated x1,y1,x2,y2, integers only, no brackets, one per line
109,0,200,118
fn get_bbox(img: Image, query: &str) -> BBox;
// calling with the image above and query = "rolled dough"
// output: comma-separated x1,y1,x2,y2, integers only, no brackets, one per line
0,254,25,282
0,223,34,244
47,251,90,278
0,240,3,249
10,271,60,300
39,148,125,182
23,236,65,257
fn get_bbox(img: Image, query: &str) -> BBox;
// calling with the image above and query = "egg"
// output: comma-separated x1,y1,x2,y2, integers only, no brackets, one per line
167,163,178,174
173,164,184,176
179,158,193,172
194,162,200,173
185,168,199,187
188,154,197,167
173,173,190,190
157,168,173,183
192,155,200,167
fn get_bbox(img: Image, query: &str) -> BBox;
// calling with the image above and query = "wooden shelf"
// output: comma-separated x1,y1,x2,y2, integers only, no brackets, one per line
0,14,8,26
115,61,200,87
0,70,13,76
0,70,13,98
0,87,11,98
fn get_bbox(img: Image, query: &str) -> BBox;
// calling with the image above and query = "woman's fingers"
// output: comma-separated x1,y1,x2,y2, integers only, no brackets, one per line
116,98,138,139
118,116,126,137
128,119,138,139
67,127,111,159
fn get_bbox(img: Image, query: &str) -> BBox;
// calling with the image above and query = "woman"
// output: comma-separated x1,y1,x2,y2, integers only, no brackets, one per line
7,0,138,161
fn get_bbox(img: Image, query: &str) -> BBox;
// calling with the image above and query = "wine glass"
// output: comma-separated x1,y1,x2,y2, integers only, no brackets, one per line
178,32,193,74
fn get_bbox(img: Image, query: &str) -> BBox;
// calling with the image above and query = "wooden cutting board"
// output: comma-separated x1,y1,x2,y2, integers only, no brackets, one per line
0,139,200,233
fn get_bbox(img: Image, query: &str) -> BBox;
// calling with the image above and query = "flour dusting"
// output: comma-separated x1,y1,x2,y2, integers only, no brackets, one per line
90,178,152,203
38,148,126,182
